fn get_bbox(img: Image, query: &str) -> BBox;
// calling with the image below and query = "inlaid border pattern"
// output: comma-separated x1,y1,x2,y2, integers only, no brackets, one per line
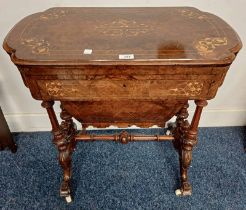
178,8,208,20
19,8,228,57
39,9,67,20
41,80,204,98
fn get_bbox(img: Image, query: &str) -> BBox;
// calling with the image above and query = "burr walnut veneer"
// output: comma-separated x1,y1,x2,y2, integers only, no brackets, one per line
3,7,242,202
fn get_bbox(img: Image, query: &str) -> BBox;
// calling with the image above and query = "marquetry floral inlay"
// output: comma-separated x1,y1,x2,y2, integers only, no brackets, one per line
178,9,208,20
42,80,204,98
21,38,50,54
45,81,78,97
169,81,204,97
39,9,67,20
195,37,228,56
95,19,153,37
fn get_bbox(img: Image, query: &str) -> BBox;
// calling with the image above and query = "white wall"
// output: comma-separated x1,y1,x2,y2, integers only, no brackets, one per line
0,0,245,132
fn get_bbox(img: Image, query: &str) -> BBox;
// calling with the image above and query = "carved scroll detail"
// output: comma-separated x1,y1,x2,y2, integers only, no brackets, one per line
195,37,228,56
95,19,153,37
21,38,50,54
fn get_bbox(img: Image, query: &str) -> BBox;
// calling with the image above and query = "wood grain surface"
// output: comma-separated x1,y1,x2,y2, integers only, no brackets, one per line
3,7,242,65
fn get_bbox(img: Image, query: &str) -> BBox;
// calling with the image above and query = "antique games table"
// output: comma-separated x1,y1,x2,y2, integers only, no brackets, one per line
3,7,242,202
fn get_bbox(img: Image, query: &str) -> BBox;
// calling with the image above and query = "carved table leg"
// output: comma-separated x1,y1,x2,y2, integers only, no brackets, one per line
172,101,189,152
41,101,76,203
175,100,208,196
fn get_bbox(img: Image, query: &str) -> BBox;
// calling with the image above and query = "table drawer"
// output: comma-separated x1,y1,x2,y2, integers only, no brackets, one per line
36,79,211,100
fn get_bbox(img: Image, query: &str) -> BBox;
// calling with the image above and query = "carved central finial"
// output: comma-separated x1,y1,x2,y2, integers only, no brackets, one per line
118,130,131,144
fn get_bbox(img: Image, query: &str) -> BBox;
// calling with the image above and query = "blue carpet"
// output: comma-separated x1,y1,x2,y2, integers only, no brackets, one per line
0,127,245,210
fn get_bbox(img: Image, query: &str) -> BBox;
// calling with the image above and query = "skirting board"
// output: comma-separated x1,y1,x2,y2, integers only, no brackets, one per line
4,109,246,132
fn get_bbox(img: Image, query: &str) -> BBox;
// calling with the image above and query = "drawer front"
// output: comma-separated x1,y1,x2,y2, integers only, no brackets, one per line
36,79,210,100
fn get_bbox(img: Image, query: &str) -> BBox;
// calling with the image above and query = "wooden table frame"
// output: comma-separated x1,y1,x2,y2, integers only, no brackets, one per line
42,99,207,200
3,7,242,203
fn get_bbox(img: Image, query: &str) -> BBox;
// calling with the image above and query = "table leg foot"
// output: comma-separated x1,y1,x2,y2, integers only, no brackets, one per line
60,180,72,203
175,183,192,196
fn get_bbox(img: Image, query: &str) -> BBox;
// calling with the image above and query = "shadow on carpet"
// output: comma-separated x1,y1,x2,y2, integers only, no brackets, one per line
0,127,245,210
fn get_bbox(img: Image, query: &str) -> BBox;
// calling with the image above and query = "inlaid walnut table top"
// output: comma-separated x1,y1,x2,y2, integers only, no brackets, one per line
4,7,241,65
3,7,242,203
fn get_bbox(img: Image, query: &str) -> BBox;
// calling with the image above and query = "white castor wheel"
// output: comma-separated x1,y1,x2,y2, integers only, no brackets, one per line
175,188,192,196
175,189,182,196
65,195,72,203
